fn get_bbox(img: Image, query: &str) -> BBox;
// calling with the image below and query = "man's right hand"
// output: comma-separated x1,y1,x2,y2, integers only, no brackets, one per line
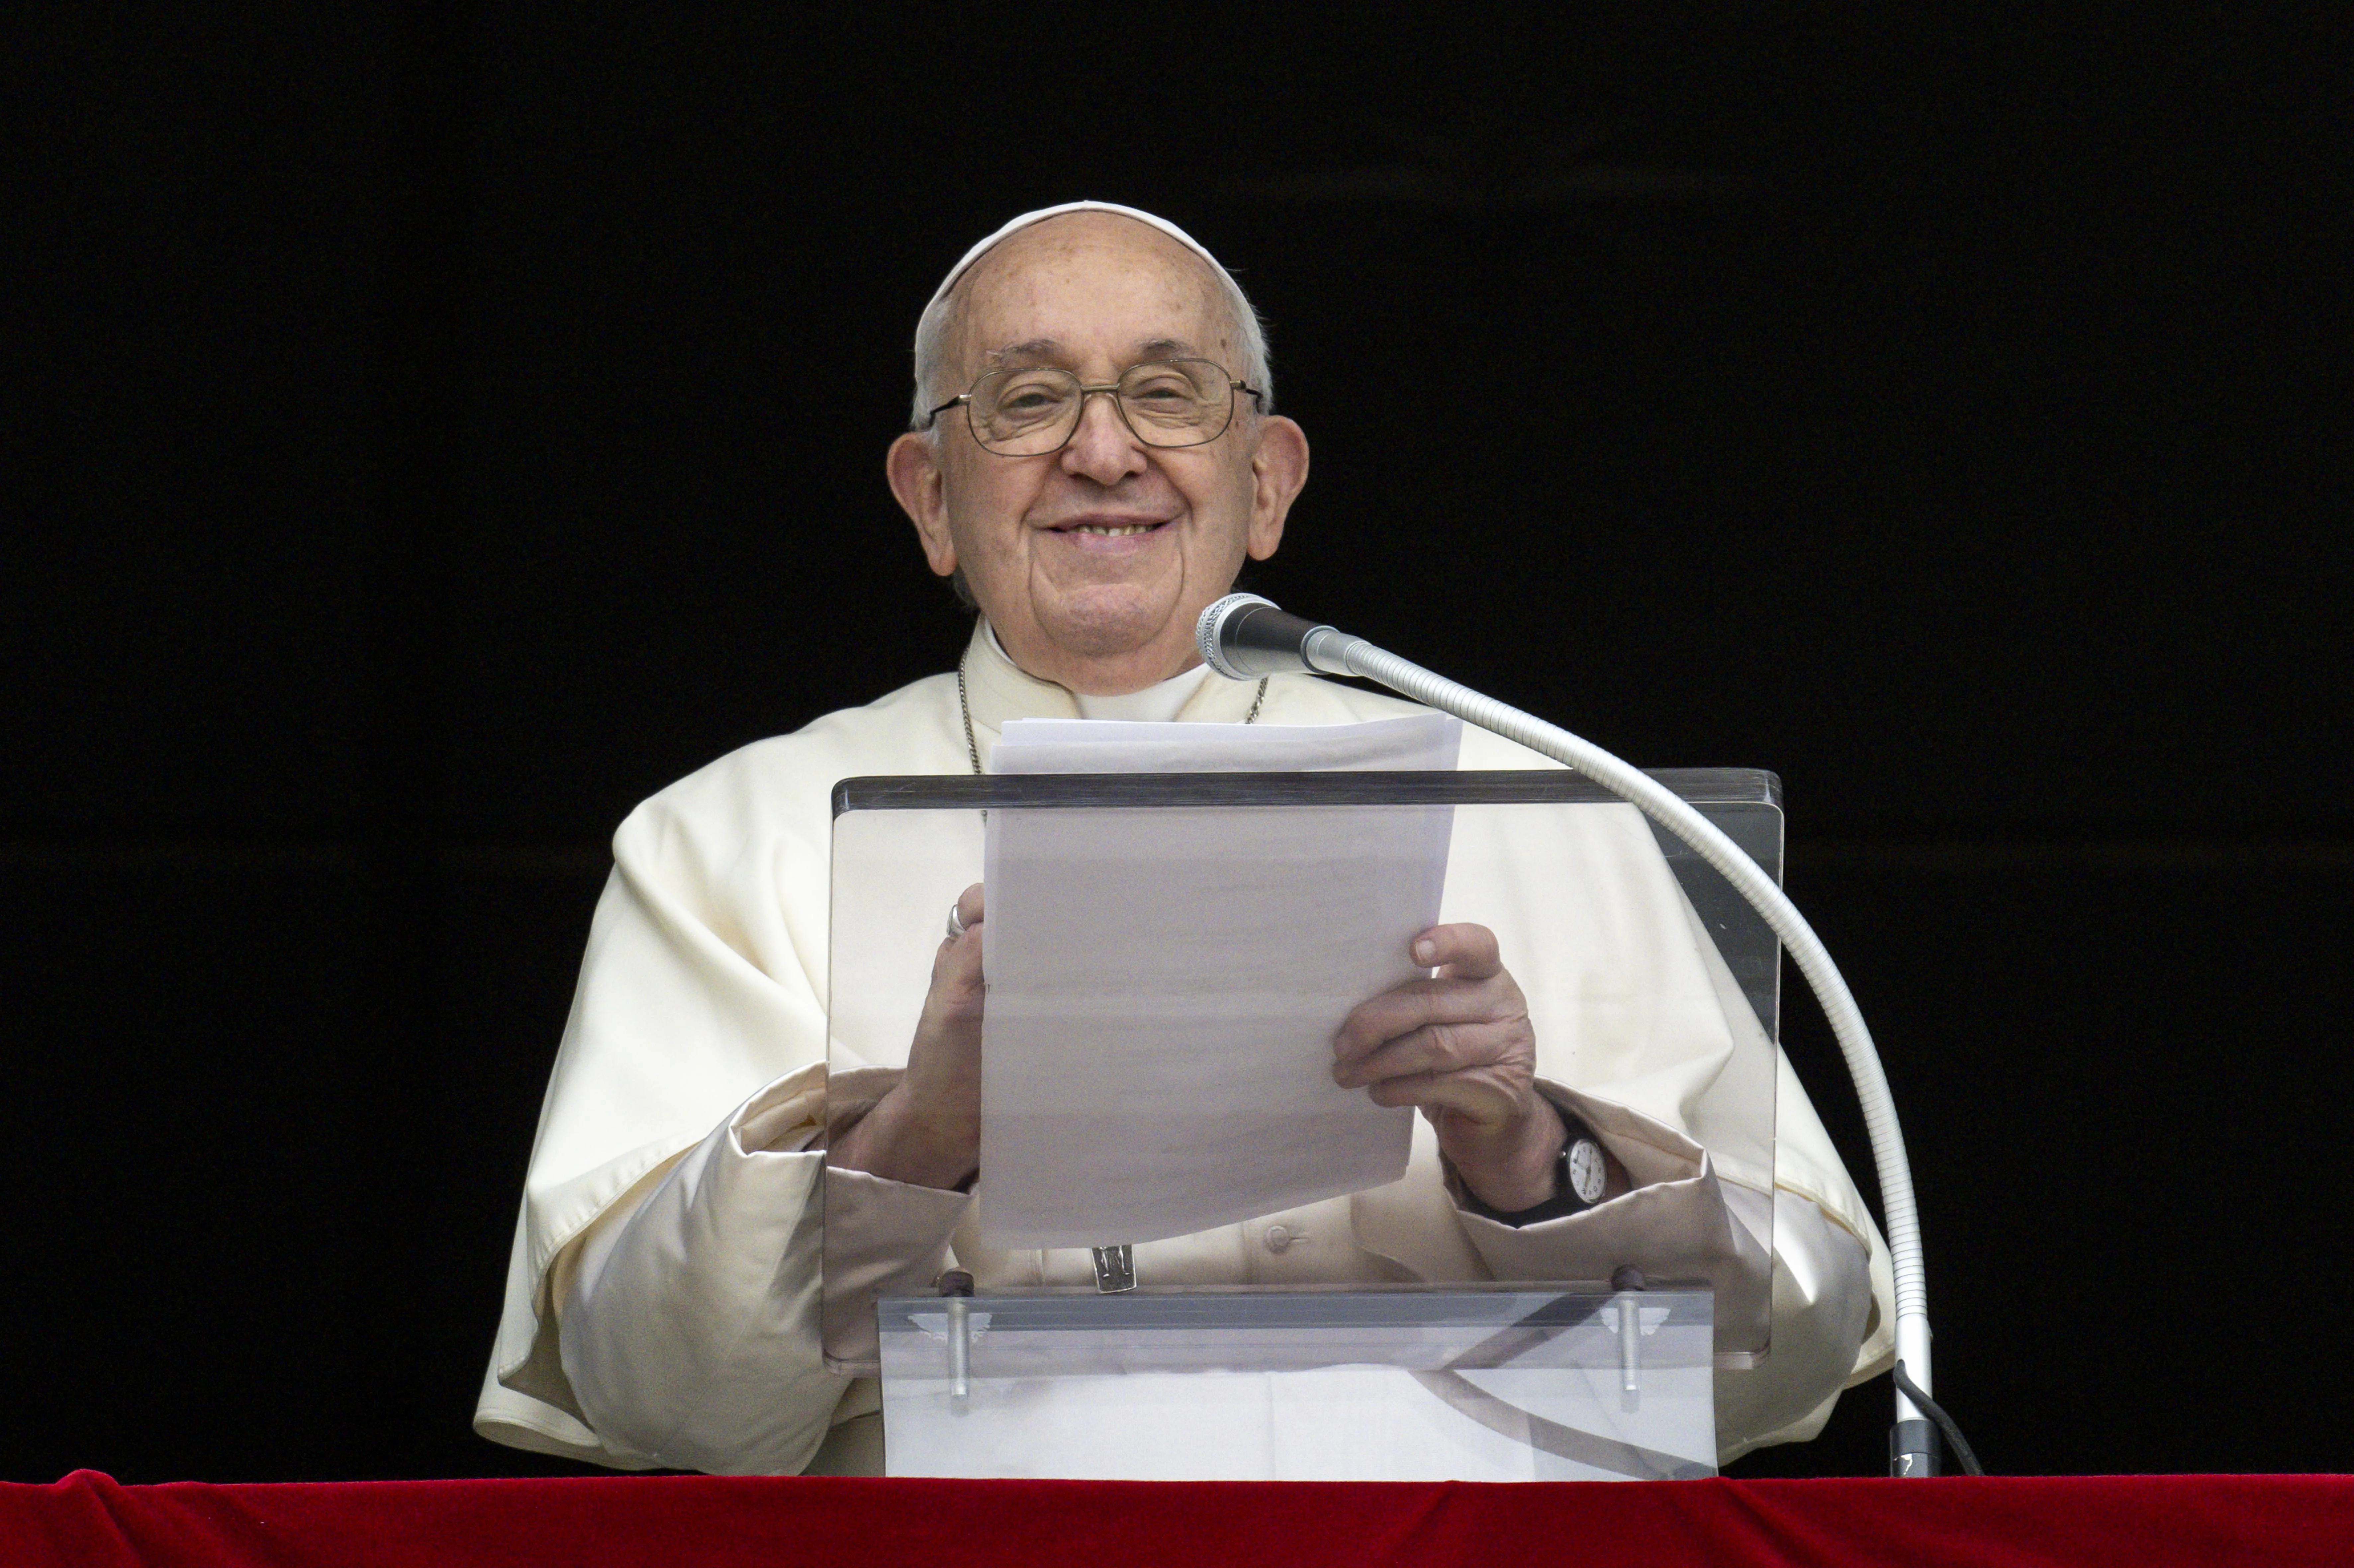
827,882,986,1189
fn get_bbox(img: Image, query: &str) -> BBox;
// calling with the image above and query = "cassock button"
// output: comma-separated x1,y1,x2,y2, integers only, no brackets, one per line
1264,1224,1302,1254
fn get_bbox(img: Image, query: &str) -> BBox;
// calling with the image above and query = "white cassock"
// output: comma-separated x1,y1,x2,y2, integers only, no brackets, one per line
475,620,1896,1475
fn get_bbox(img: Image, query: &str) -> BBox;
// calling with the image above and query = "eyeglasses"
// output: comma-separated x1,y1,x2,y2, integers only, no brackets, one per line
921,357,1265,456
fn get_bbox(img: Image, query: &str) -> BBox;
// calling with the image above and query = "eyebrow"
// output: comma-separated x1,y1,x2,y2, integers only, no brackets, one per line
980,335,1206,369
982,338,1064,368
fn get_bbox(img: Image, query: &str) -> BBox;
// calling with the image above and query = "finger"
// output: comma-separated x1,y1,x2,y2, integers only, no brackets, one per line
953,882,986,934
931,889,989,993
1363,1070,1522,1126
937,883,986,958
1334,976,1513,1061
1335,1021,1513,1088
1411,922,1502,979
928,933,987,1005
1334,987,1442,1061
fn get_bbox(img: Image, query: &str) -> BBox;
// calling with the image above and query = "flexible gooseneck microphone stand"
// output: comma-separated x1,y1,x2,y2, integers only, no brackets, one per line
1197,593,1973,1477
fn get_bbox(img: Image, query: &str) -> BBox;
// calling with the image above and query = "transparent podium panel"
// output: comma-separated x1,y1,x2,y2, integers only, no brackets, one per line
824,771,1783,1380
877,1287,1716,1481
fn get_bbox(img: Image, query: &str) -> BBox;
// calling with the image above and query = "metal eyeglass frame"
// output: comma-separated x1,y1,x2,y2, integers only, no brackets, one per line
920,358,1267,456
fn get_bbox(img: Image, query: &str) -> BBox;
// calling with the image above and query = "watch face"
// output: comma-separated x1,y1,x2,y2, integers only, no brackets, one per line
1567,1138,1608,1205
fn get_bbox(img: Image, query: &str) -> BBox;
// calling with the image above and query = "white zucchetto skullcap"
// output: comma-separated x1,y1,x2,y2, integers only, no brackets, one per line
923,201,1244,314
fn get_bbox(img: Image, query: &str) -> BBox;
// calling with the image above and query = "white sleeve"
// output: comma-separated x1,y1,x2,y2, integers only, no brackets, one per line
558,1069,968,1474
476,749,871,1463
1713,1190,1879,1460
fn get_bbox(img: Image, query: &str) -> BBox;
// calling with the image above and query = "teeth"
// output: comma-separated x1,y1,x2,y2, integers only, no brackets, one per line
1073,524,1154,536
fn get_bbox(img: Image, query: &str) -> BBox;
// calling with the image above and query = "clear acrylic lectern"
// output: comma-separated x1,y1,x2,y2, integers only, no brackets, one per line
824,770,1784,1480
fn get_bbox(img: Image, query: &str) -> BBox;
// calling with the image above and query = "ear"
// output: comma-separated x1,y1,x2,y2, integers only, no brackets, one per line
1244,415,1310,561
887,431,957,577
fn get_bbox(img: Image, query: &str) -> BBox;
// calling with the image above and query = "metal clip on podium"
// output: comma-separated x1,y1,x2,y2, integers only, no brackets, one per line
823,768,1786,1481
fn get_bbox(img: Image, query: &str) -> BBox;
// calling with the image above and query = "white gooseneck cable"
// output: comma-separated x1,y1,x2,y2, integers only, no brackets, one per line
1198,594,1942,1474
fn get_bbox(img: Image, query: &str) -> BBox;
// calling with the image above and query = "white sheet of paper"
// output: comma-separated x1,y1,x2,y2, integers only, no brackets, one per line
977,712,1461,1248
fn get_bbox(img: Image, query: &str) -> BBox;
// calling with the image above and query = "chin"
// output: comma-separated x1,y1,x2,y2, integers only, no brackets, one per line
1037,584,1181,661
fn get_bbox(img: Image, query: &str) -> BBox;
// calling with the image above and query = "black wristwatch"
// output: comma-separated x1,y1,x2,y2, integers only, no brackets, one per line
1459,1115,1610,1228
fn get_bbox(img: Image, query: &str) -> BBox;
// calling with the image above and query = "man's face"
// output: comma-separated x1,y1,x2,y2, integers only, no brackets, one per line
888,214,1309,694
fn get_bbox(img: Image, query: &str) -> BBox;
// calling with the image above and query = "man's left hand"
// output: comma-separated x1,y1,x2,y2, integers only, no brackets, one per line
1333,922,1566,1213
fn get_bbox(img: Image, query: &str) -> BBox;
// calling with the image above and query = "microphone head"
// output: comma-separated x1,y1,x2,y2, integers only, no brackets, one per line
1196,593,1277,679
1198,593,1340,679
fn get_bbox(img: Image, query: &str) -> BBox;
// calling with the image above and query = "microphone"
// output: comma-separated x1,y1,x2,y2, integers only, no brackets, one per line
1195,593,1367,679
1190,588,1950,1475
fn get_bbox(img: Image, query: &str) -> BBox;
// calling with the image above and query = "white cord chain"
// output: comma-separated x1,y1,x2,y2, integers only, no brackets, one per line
1341,640,1932,1412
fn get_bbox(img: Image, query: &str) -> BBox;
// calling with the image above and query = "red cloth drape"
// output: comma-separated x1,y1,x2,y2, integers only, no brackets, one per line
4,1470,2347,1568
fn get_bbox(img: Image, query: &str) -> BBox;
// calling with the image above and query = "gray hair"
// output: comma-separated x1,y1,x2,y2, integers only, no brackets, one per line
909,252,1274,433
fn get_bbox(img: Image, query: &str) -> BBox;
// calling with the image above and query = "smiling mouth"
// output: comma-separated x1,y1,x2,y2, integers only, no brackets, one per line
1063,522,1163,537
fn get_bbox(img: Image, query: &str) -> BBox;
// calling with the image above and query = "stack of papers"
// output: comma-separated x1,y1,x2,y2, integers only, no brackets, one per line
977,712,1461,1248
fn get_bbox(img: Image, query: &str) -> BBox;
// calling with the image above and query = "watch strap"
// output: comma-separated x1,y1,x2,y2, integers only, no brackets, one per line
1458,1115,1606,1228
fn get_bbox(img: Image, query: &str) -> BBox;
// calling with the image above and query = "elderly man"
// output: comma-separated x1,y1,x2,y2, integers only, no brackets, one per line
475,202,1893,1476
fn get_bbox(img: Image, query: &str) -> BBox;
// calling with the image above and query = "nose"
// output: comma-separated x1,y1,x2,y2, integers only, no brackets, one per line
1059,388,1149,486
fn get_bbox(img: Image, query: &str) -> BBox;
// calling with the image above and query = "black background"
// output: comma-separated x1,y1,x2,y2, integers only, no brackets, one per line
5,7,2347,1483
